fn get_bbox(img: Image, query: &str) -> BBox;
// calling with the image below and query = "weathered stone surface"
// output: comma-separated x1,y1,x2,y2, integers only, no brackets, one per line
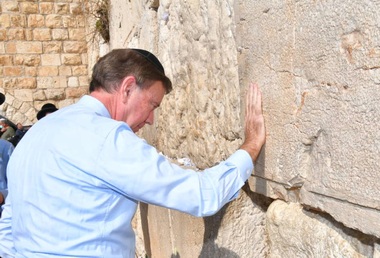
237,0,380,238
1,0,379,257
11,15,27,27
40,3,54,14
15,41,42,54
44,88,65,100
65,86,87,98
38,66,58,77
45,14,62,28
5,42,16,53
7,28,25,40
33,28,52,41
68,28,86,41
0,30,6,41
55,3,69,15
41,54,61,66
110,0,243,168
52,29,69,40
2,1,19,12
25,67,37,76
14,54,41,66
267,200,376,258
70,3,83,15
67,76,79,87
0,14,11,28
71,65,87,76
3,67,23,77
0,55,13,66
61,54,82,65
63,41,87,53
14,89,33,101
375,243,380,258
27,14,44,28
141,185,270,258
20,2,38,14
32,90,46,101
43,41,62,53
59,65,72,76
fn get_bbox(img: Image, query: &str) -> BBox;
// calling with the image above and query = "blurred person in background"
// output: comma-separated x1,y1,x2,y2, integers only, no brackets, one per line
0,139,14,216
0,119,15,142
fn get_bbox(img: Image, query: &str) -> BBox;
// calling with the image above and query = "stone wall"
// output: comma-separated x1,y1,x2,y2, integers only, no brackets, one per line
238,0,380,239
0,0,90,125
109,1,380,257
1,0,380,257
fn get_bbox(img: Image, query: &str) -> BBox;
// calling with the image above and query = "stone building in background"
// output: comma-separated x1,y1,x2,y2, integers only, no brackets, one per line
0,0,90,125
1,0,380,257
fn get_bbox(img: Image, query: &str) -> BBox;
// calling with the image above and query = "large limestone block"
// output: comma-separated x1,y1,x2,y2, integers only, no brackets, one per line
236,0,380,237
140,185,270,258
267,200,376,258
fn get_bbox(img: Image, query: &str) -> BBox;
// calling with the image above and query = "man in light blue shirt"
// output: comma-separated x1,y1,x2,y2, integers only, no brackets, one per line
0,49,266,257
0,139,14,212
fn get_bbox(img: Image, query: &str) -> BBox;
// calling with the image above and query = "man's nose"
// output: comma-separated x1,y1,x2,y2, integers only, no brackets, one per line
146,111,154,125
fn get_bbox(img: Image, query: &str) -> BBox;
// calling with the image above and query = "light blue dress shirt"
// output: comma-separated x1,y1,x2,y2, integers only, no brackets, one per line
0,139,14,206
0,95,253,258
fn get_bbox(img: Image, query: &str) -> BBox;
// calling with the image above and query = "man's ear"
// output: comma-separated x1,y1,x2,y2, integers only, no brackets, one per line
120,76,136,103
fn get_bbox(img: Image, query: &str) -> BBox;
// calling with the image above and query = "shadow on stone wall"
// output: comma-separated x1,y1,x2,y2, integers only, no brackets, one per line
198,203,240,258
254,145,267,195
198,183,273,258
139,182,273,258
140,203,152,257
303,206,378,256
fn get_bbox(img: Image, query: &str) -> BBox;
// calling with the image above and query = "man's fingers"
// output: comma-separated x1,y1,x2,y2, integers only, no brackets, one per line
241,82,266,161
255,84,262,115
251,82,258,106
246,82,260,114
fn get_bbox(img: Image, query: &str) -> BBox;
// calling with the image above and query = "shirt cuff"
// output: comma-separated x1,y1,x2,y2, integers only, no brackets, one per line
226,149,254,181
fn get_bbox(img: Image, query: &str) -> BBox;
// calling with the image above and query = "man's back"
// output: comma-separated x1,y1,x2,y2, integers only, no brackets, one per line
2,96,137,257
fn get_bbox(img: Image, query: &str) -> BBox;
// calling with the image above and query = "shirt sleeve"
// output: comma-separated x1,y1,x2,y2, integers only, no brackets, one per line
0,193,16,257
0,144,14,202
96,127,254,217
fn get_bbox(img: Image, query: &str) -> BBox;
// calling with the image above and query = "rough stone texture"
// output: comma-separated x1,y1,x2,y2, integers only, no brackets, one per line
1,0,379,257
138,185,270,258
109,2,273,256
0,0,90,125
107,0,380,257
110,0,244,169
267,200,377,258
236,0,380,238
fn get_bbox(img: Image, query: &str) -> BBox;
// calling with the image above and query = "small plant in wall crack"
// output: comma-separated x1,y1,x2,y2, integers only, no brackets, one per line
89,0,110,43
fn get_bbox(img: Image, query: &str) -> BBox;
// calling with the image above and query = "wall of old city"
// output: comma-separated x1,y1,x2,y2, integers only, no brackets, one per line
110,1,380,257
1,0,380,258
0,0,90,125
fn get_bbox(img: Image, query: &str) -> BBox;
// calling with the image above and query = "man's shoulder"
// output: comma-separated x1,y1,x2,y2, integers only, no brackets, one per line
0,139,14,151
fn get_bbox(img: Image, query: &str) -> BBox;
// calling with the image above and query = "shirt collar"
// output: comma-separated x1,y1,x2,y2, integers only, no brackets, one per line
78,95,111,118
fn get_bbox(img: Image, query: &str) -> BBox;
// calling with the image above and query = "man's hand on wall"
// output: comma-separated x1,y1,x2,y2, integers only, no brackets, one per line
240,83,266,163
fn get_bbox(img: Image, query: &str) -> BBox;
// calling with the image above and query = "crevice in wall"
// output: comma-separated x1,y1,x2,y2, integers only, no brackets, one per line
303,205,379,255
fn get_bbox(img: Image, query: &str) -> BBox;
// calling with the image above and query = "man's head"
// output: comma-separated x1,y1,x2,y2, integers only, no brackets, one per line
0,93,5,106
37,103,58,120
89,49,172,94
0,119,10,128
89,49,173,132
